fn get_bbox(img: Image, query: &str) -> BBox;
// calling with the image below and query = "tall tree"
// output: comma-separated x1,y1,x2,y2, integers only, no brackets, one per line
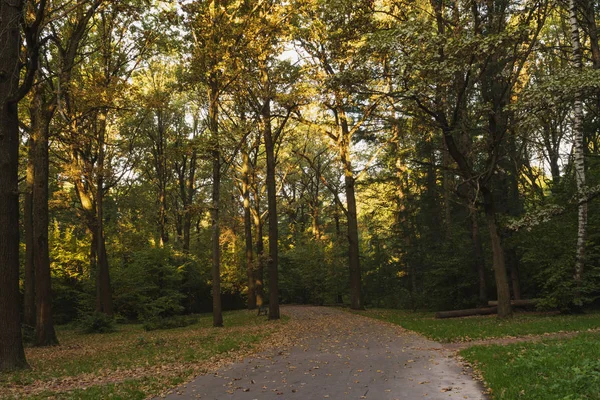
295,0,378,310
569,0,587,302
0,0,46,371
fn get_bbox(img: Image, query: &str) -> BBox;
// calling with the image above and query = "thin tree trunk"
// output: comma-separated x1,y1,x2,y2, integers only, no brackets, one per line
95,111,112,316
509,257,521,300
0,0,28,370
263,96,280,320
442,147,452,238
253,195,265,307
242,150,256,309
24,138,36,329
339,108,363,310
183,149,196,253
483,190,512,318
470,207,487,307
209,78,223,327
570,0,588,302
311,159,321,239
32,84,58,345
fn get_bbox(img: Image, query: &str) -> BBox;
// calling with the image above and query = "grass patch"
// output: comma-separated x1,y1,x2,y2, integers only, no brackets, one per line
357,308,600,342
0,310,287,399
461,333,600,399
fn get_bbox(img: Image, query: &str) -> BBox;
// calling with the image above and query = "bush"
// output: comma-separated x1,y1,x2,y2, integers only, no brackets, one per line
78,312,116,334
112,247,186,321
142,315,198,331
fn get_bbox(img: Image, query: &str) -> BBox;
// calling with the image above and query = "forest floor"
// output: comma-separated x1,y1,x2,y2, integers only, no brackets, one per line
3,307,599,399
0,310,290,399
157,306,486,399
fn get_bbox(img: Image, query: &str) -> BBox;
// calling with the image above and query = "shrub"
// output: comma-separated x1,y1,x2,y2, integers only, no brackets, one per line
142,315,198,331
78,312,116,334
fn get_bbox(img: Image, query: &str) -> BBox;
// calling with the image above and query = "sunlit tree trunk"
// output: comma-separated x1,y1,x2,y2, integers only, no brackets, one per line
95,110,112,315
182,147,197,253
209,76,223,327
242,149,256,309
338,108,363,310
252,172,265,307
570,0,587,301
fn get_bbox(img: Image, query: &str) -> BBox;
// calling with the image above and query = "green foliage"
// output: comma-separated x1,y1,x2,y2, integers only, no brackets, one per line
112,247,186,321
142,315,198,331
462,333,600,399
279,236,346,305
77,313,116,334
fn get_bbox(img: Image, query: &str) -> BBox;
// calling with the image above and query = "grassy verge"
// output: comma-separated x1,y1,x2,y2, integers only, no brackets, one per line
357,308,600,342
0,310,288,399
461,333,600,399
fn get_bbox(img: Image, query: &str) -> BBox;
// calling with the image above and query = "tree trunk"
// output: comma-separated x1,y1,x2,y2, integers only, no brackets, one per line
483,190,512,318
182,149,196,253
339,108,363,310
242,150,256,309
156,110,169,247
253,197,265,307
311,159,321,239
570,0,588,303
442,147,453,238
263,97,280,320
209,78,223,327
32,84,59,345
508,252,522,300
470,207,487,307
24,138,36,329
0,0,28,370
95,111,112,316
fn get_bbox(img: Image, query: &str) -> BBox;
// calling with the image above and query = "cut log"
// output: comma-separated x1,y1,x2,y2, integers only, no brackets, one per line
435,307,497,319
488,299,538,307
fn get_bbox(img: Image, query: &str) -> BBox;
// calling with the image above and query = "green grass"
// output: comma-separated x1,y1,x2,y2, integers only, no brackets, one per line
461,333,600,399
0,310,287,399
357,308,600,342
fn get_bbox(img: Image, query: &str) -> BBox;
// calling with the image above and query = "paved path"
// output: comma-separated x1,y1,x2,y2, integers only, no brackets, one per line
159,306,486,399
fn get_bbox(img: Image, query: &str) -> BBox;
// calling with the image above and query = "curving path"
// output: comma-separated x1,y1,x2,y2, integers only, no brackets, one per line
159,306,486,399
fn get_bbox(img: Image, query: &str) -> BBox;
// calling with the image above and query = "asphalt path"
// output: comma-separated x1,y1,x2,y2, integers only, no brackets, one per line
159,306,486,400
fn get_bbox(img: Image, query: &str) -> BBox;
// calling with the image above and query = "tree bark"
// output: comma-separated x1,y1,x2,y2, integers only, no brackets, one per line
470,207,487,307
570,0,588,303
263,96,280,320
242,150,256,309
483,190,512,318
209,77,223,327
24,138,36,329
0,0,28,370
253,190,265,307
32,82,59,345
182,147,197,253
95,110,112,315
338,108,363,310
